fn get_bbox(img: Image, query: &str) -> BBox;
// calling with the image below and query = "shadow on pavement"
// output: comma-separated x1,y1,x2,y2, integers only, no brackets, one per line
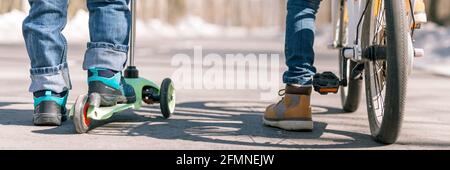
7,100,449,149
0,102,76,134
7,100,448,149
89,101,384,149
0,102,34,126
0,101,384,149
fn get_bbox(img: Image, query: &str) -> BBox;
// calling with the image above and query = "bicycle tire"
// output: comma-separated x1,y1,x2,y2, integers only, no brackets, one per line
337,0,363,113
362,0,410,144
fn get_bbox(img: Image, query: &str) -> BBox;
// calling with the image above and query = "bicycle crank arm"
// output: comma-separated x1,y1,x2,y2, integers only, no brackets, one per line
351,63,365,80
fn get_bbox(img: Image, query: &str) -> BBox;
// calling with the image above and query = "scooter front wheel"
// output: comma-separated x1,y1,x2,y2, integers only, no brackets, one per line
159,78,176,119
73,94,92,134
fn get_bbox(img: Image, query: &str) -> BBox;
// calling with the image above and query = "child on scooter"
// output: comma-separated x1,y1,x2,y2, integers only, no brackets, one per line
23,0,135,126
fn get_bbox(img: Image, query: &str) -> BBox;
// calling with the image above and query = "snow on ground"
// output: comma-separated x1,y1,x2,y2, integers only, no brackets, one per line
0,10,27,44
0,10,280,44
313,22,450,76
315,22,450,77
413,23,450,77
0,10,448,76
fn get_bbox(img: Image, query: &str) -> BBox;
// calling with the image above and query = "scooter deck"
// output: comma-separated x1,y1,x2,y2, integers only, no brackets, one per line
68,101,135,121
87,103,135,120
69,77,160,121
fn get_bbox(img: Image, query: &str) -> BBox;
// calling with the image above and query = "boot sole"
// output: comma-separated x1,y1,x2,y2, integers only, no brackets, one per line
33,113,62,126
263,118,313,131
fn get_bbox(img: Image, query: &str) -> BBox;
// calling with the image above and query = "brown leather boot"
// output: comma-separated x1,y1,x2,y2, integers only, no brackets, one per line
263,85,313,131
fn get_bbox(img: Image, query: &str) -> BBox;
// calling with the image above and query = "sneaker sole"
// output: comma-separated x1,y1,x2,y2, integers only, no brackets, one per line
33,113,62,126
263,118,313,131
97,93,136,107
98,94,127,107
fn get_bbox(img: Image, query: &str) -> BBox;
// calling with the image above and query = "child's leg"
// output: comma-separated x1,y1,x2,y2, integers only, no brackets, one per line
84,0,135,106
283,0,321,87
22,0,70,126
264,0,321,131
83,0,130,72
23,0,71,94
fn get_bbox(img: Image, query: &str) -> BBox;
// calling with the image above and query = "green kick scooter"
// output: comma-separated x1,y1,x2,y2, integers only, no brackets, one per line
69,0,176,134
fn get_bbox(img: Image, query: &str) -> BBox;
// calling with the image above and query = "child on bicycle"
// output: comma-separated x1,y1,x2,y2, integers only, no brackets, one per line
263,0,427,131
23,0,135,126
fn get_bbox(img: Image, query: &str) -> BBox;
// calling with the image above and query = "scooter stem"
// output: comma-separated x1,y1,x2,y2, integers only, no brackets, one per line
129,0,137,67
124,0,139,78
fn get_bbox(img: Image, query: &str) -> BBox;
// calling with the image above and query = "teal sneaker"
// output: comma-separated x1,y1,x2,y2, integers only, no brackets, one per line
87,68,136,107
33,90,68,126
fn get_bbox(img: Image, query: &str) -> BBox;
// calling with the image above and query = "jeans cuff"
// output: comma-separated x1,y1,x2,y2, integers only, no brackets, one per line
29,63,72,93
283,77,313,87
83,42,128,71
30,62,68,75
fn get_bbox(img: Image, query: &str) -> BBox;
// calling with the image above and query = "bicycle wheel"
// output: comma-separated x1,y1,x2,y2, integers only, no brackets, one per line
361,0,411,144
337,0,363,113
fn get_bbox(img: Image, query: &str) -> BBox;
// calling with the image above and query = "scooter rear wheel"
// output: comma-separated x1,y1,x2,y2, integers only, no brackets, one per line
73,95,92,134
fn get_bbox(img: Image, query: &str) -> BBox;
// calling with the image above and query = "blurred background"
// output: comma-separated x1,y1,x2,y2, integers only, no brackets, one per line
1,0,449,26
1,0,450,26
1,0,448,75
0,0,449,74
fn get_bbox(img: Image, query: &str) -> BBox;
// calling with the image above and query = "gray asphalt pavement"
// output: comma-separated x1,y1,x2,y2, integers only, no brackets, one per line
0,38,449,150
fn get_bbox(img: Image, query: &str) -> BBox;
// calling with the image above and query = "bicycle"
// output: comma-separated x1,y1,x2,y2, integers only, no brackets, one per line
313,0,425,144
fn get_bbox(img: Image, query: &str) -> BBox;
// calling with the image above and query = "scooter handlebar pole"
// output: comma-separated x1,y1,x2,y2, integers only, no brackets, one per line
129,0,136,67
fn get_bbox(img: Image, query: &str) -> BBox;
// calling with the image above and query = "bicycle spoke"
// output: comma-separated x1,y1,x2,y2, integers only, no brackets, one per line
375,64,385,117
370,0,387,124
373,1,385,44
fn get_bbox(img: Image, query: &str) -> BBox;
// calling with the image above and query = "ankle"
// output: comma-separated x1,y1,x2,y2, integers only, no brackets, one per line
88,68,119,78
286,84,312,95
34,90,68,98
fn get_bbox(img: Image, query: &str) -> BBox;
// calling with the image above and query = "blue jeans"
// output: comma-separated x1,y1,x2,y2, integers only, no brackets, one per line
283,0,321,86
22,0,131,93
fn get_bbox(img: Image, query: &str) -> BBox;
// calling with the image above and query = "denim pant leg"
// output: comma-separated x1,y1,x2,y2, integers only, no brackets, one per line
83,0,131,72
22,0,71,93
283,0,321,86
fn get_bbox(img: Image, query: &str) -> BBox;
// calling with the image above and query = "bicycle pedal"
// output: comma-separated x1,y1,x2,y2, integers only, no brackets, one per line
313,72,341,95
